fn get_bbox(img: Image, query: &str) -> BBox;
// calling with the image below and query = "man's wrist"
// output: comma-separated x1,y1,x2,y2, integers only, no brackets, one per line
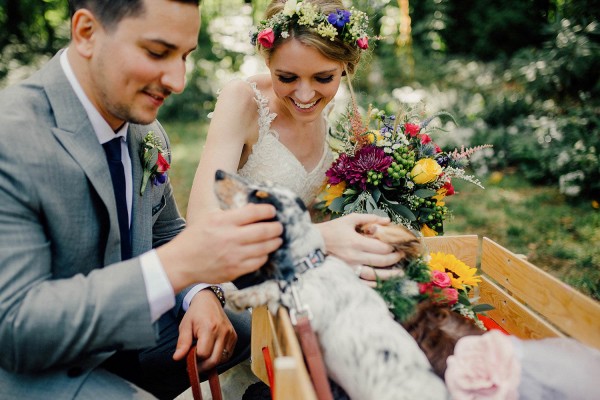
206,285,226,308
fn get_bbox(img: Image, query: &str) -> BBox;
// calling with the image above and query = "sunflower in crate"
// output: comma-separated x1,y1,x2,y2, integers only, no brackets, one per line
321,102,492,236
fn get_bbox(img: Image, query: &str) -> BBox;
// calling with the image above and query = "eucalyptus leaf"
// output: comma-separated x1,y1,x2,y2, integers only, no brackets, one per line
328,197,345,213
372,188,382,203
472,304,495,313
414,189,437,198
388,203,416,221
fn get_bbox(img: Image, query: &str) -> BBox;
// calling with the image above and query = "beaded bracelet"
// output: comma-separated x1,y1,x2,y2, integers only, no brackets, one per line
208,285,226,308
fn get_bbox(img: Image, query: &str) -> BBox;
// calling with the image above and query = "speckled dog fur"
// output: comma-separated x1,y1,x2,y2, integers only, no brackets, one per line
214,170,448,400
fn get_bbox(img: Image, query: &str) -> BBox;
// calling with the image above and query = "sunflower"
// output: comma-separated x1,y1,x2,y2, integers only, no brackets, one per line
428,252,481,290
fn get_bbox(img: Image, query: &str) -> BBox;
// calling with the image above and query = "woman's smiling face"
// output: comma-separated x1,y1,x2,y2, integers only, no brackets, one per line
267,38,345,121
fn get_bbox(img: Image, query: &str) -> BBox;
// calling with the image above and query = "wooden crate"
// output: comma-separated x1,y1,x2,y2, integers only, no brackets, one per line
250,236,600,398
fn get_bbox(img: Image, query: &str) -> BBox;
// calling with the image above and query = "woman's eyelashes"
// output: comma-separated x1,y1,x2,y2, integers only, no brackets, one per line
277,75,335,84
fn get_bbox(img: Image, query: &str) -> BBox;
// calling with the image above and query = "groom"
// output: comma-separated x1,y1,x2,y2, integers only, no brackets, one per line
0,0,283,399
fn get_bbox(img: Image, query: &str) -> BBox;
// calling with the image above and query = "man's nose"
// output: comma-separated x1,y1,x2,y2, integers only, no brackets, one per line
161,59,187,94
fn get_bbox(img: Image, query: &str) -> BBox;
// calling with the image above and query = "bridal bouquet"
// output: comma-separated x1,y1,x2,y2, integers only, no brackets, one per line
322,103,492,236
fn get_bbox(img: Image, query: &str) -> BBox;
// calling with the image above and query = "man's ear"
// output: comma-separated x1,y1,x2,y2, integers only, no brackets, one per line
71,9,101,59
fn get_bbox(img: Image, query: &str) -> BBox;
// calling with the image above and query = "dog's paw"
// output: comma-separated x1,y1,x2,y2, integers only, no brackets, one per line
226,282,281,311
358,223,422,260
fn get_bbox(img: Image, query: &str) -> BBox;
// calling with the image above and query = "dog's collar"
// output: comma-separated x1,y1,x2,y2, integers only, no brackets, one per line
294,249,326,275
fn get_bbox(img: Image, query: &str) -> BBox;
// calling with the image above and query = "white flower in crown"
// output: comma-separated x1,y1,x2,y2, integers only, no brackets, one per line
283,0,297,16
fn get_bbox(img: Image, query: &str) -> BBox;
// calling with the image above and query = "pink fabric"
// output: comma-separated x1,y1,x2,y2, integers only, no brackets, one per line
445,330,521,399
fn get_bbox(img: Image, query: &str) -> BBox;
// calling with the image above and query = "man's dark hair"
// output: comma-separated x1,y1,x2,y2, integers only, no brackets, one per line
68,0,200,30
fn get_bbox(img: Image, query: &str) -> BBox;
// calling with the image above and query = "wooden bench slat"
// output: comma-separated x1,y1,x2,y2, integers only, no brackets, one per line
481,237,600,349
479,276,565,339
422,235,479,268
251,306,317,400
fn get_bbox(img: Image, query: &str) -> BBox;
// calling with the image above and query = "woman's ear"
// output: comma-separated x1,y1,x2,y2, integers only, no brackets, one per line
71,9,101,58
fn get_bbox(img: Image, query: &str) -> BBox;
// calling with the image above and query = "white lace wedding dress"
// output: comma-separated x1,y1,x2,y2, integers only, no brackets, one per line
237,80,334,206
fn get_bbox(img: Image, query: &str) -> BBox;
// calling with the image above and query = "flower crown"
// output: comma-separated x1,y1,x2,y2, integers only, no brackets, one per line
250,0,369,50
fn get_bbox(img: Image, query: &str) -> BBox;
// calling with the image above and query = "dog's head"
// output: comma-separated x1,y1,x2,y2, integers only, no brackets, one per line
214,170,325,286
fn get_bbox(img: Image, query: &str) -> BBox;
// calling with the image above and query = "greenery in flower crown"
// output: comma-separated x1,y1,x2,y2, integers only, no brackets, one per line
375,251,492,329
250,0,369,50
320,103,492,236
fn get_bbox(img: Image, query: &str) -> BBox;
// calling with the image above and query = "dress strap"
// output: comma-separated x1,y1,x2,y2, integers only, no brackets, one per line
246,80,277,140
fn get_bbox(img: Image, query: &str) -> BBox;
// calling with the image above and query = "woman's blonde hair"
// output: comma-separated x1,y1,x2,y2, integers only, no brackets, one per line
257,0,363,75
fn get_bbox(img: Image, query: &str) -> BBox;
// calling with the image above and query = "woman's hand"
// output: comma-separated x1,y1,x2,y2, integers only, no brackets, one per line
315,213,404,286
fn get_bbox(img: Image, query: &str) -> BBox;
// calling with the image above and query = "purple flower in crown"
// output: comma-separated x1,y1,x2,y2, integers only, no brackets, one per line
328,9,351,29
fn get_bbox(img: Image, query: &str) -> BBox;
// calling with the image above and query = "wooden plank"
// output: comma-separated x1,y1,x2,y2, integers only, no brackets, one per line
422,235,479,268
481,237,600,350
250,306,317,399
478,276,564,340
274,308,317,400
250,306,277,384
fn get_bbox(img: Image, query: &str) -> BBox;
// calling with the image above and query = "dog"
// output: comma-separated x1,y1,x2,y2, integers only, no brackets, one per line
214,170,448,400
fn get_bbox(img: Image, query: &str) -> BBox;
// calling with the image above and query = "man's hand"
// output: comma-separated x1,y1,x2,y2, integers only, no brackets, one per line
158,203,283,293
172,290,236,371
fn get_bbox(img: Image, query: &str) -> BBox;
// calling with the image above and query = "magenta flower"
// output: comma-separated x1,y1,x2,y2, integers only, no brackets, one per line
345,146,393,190
326,153,352,185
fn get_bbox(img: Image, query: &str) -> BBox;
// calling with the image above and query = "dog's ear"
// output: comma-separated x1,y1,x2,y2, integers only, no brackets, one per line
295,197,307,212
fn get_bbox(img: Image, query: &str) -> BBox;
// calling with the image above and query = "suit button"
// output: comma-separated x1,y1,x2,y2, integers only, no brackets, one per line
67,366,84,377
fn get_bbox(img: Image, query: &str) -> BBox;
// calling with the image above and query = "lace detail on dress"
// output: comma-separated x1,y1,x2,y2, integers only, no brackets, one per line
238,80,333,206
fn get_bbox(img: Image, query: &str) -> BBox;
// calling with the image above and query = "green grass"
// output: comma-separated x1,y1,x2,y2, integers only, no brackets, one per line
163,121,207,219
164,121,600,301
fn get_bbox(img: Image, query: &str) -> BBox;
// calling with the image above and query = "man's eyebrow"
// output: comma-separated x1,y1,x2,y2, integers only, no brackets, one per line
145,38,197,52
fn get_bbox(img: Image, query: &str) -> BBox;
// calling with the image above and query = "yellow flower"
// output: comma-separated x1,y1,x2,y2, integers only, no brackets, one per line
432,187,447,206
421,224,438,237
365,129,383,144
428,251,481,290
324,182,346,206
411,158,443,184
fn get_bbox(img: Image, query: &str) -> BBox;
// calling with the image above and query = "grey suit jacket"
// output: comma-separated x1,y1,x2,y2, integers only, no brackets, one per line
0,52,186,398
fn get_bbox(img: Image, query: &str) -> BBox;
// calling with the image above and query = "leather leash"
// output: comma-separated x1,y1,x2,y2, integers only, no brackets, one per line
186,347,223,400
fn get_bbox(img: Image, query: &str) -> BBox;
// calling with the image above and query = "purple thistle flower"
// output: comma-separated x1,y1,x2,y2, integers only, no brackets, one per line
345,146,393,190
328,9,351,29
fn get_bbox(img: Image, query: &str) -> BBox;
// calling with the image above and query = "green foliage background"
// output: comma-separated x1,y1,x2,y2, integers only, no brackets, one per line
1,0,599,299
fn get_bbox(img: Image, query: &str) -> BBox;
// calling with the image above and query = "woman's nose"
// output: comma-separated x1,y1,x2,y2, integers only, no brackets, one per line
294,81,315,103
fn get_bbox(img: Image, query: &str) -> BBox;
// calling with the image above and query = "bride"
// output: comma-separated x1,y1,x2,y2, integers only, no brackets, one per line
187,0,404,279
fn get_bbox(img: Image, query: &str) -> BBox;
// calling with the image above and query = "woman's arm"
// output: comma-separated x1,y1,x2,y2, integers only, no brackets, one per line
187,79,259,224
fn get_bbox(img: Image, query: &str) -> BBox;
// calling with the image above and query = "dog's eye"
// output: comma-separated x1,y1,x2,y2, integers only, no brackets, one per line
249,190,272,204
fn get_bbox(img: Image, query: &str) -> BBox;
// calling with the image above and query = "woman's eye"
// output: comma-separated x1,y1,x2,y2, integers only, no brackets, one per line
316,75,334,83
278,75,297,83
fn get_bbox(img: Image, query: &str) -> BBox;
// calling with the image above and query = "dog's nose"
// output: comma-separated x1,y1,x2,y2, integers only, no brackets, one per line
215,170,226,181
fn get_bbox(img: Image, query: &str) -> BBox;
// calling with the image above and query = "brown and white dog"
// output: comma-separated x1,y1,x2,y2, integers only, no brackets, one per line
214,170,448,400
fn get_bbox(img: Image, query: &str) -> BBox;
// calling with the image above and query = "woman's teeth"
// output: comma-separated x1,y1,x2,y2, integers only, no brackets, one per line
293,99,317,109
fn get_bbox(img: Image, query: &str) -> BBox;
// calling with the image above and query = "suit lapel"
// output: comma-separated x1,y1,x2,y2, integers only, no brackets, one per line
42,53,122,265
129,125,153,256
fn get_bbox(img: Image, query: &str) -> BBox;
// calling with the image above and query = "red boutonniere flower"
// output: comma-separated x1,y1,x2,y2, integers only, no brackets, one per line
140,131,170,195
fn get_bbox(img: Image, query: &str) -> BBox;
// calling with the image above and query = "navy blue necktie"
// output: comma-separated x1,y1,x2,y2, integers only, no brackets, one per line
102,138,132,260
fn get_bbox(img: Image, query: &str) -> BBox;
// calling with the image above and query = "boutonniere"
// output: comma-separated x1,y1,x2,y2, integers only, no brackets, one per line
140,131,170,195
